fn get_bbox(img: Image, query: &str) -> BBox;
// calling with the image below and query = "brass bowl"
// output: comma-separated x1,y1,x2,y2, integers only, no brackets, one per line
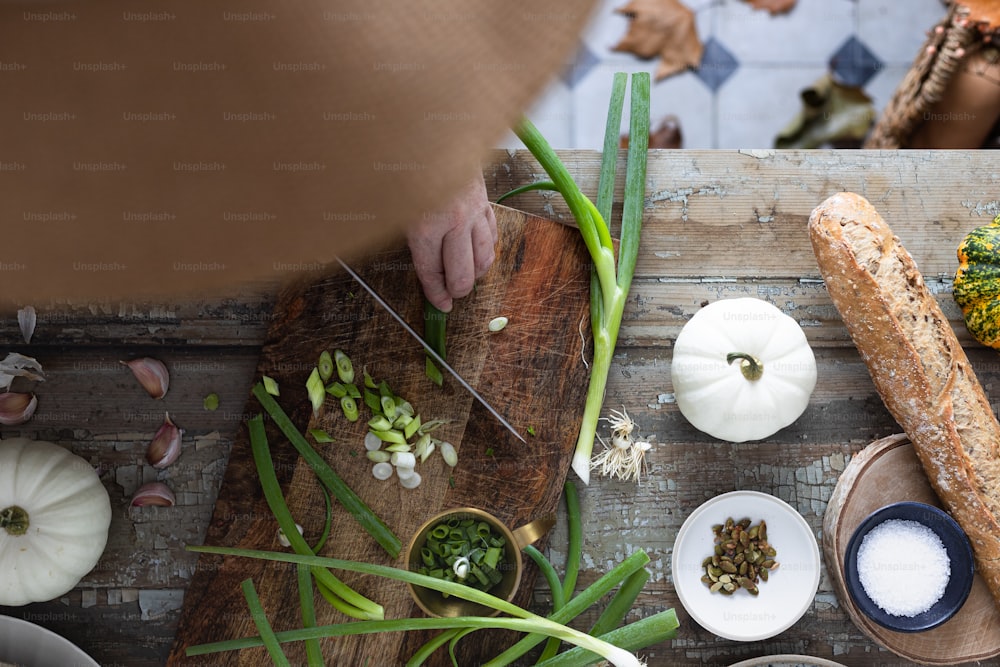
405,507,554,617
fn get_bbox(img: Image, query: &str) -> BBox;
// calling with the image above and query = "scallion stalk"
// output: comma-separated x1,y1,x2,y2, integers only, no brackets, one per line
240,578,291,667
423,299,447,386
185,545,647,667
406,628,464,667
562,481,582,600
524,544,566,661
512,72,649,484
588,567,649,638
482,551,649,666
247,414,383,620
296,565,323,667
251,382,403,558
535,609,679,667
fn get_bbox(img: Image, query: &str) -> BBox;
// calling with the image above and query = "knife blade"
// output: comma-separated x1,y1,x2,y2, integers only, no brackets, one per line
335,257,527,444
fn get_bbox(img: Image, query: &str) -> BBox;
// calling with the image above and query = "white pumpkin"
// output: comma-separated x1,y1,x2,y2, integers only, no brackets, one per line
670,297,817,443
0,438,112,606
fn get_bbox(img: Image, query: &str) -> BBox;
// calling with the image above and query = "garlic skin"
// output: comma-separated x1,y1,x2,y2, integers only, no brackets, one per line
277,523,304,548
0,392,37,425
122,357,169,399
146,412,183,469
130,482,176,507
17,306,36,344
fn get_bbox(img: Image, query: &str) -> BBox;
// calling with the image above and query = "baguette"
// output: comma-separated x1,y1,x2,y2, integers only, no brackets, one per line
809,192,1000,608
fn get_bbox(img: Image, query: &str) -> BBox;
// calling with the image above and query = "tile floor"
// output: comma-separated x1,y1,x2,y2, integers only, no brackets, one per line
500,0,949,149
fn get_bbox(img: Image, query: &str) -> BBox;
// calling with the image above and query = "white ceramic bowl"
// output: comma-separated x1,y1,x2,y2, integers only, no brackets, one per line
672,490,821,641
0,615,98,667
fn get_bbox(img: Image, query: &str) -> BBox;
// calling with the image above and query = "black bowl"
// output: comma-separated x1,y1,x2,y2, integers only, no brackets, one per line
844,502,974,633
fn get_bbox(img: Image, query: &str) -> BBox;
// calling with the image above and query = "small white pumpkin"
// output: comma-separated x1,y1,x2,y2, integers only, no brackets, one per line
670,297,817,443
0,438,112,606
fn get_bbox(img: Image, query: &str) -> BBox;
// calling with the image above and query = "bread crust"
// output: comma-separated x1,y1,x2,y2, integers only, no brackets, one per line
809,192,1000,608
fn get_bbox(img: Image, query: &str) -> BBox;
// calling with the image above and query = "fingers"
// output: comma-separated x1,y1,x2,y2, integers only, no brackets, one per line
408,235,453,312
406,175,498,313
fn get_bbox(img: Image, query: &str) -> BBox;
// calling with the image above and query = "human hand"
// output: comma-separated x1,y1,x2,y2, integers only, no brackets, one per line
406,175,498,313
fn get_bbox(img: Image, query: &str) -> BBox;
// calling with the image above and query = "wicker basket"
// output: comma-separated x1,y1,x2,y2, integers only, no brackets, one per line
866,2,1000,148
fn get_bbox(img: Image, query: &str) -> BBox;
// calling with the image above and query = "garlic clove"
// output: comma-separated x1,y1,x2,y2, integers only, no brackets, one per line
17,306,36,344
121,357,169,399
147,412,183,468
277,523,304,548
130,481,176,507
0,391,37,425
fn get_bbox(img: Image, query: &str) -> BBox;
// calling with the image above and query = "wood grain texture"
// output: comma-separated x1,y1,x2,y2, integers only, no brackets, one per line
166,205,593,665
823,435,1000,665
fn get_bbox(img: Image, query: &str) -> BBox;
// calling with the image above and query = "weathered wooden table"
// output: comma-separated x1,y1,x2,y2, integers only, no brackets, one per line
2,150,999,666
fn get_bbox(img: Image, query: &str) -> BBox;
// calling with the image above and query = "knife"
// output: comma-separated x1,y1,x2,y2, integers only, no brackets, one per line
335,257,527,444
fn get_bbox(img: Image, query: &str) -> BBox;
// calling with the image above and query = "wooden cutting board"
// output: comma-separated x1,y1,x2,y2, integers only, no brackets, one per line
167,204,594,665
823,434,1000,665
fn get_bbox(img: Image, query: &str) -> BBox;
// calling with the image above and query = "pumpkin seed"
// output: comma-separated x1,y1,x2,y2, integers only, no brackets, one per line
700,515,779,596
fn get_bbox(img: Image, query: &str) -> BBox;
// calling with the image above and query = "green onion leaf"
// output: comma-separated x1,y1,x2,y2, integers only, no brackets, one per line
309,428,334,444
251,383,402,558
240,578,291,667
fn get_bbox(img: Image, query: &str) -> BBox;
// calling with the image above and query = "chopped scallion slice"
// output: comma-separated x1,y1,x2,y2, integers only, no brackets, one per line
317,350,334,382
334,349,354,384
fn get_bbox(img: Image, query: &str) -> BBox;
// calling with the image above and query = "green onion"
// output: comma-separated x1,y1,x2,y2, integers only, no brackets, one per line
185,546,646,667
407,629,464,667
247,414,383,620
203,393,220,411
535,609,679,667
363,367,377,389
240,578,291,667
588,567,649,638
345,383,362,399
317,350,334,382
562,481,582,601
334,349,354,383
423,299,447,386
483,551,649,666
296,565,323,667
495,180,558,204
368,415,392,431
363,388,382,413
306,368,325,415
403,414,422,439
262,375,280,396
340,396,359,422
311,487,333,554
309,428,334,444
380,394,396,417
252,383,402,558
325,382,347,398
371,429,406,445
512,72,649,484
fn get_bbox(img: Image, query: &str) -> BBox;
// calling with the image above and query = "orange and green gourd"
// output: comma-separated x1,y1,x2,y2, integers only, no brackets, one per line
955,214,1000,349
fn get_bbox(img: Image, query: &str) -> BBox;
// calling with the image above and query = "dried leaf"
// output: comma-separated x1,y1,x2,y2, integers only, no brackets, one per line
775,73,875,149
0,352,45,391
742,0,797,16
613,0,704,81
620,115,683,149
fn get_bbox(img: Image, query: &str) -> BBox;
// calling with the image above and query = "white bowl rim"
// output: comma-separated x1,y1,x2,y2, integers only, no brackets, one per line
671,490,821,642
0,613,99,667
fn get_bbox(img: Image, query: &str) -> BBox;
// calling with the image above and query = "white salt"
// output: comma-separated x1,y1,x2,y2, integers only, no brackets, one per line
856,518,950,617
